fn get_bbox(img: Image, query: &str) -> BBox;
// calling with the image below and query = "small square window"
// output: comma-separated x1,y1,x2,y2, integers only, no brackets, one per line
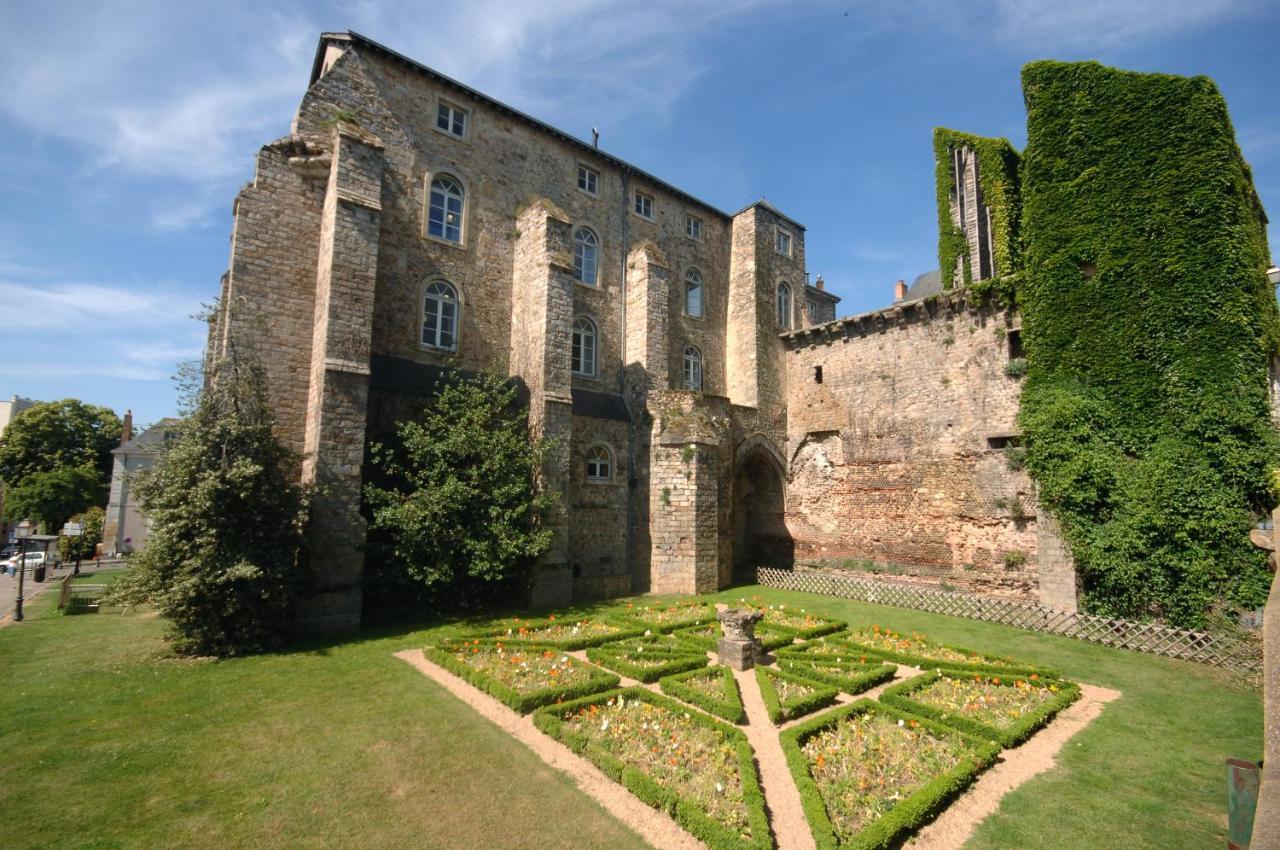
775,228,792,257
686,215,702,241
436,102,466,138
577,165,599,196
634,191,654,220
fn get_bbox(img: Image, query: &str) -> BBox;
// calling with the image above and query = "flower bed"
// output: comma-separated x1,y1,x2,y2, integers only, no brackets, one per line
424,639,619,713
776,657,897,696
781,700,1000,850
743,604,845,639
660,666,745,724
829,626,1054,676
880,670,1081,747
468,616,645,650
586,642,708,683
617,601,719,633
534,688,772,850
670,621,796,653
756,667,839,725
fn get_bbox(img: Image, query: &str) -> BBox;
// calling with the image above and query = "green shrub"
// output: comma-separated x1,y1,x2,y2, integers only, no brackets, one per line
424,640,619,713
1003,357,1028,378
107,354,304,656
775,658,897,695
585,645,707,683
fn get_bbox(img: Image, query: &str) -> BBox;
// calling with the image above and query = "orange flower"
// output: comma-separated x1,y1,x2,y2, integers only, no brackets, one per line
992,677,1001,685
1030,674,1039,680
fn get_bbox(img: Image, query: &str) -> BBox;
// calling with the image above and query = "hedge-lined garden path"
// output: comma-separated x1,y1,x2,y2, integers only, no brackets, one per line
401,628,1117,849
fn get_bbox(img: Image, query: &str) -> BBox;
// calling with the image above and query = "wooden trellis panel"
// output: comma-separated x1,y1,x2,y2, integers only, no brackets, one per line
754,566,1259,673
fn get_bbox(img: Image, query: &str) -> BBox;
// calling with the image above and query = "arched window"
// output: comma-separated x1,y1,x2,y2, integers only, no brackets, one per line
683,345,703,391
427,175,464,243
776,281,792,329
572,317,597,376
586,444,613,481
574,227,599,286
422,281,459,351
685,269,703,318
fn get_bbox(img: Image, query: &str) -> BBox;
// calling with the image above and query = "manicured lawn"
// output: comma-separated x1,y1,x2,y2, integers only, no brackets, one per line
0,582,1260,849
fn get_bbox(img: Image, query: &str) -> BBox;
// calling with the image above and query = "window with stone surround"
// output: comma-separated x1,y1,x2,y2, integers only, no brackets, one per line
577,164,599,196
572,316,597,377
421,280,459,351
776,282,792,329
634,191,654,220
686,214,702,241
427,175,465,243
683,345,703,391
574,227,599,286
586,444,613,482
775,227,792,257
436,101,467,138
685,269,703,318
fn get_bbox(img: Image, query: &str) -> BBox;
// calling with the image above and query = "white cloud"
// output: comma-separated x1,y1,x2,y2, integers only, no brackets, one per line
0,280,202,332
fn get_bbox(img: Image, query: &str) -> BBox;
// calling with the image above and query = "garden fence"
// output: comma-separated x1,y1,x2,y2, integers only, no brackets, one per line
755,566,1260,674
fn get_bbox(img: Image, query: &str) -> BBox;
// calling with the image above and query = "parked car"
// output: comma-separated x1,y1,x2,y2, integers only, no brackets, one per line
2,550,49,572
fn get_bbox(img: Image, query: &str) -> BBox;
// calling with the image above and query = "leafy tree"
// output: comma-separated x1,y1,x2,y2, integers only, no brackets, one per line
3,466,101,531
364,370,555,617
109,354,305,656
0,399,122,486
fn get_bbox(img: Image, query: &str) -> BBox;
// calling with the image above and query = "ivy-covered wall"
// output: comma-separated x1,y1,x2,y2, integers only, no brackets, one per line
933,127,1021,301
1017,60,1280,626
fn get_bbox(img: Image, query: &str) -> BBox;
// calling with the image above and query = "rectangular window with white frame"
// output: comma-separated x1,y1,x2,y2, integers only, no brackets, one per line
577,164,599,196
686,215,702,241
775,227,792,257
634,191,654,220
436,101,467,138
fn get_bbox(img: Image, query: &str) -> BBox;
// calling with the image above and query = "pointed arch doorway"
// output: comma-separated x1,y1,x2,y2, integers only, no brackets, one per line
732,442,793,582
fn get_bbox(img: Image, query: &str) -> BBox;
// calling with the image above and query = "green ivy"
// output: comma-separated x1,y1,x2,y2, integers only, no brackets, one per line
1018,60,1280,626
933,127,1021,304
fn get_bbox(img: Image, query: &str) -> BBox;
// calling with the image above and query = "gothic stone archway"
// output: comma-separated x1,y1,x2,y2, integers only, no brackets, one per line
732,447,793,582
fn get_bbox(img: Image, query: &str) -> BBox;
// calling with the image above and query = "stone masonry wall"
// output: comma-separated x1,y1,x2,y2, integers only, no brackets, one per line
783,293,1067,602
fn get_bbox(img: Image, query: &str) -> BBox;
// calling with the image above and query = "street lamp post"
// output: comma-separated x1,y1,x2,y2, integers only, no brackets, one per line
13,519,31,623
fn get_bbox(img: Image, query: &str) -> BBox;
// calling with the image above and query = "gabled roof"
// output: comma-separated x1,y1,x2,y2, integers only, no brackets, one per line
115,418,182,454
310,32,806,230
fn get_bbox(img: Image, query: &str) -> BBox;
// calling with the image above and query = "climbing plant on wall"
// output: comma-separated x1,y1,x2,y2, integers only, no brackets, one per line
933,127,1021,303
1017,60,1280,626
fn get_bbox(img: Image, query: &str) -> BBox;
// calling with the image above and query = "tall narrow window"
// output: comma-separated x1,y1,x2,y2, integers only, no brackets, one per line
436,102,467,138
634,191,653,220
685,269,703,318
574,227,599,286
775,228,792,256
686,215,702,241
572,317,597,376
422,281,459,351
586,445,613,481
776,282,792,329
683,345,703,391
428,176,464,243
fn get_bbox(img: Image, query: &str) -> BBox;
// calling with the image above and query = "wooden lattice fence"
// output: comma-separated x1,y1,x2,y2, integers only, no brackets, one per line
755,566,1260,674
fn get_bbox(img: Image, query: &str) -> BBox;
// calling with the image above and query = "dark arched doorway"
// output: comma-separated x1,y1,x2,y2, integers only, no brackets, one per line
732,448,793,582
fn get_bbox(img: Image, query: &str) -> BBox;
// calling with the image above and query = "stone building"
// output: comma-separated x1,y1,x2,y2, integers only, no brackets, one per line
209,31,1077,632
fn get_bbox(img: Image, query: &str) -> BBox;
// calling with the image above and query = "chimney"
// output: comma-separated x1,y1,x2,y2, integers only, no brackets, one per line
894,279,908,302
815,275,825,291
120,410,133,446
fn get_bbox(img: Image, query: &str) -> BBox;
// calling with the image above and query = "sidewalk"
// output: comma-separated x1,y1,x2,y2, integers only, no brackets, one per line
0,559,128,624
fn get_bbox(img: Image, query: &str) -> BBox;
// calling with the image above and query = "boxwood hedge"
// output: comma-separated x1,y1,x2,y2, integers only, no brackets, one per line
755,666,840,725
660,665,746,724
422,641,619,714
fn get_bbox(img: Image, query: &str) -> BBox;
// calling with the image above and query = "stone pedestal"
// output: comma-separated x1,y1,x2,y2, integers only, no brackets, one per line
717,608,764,671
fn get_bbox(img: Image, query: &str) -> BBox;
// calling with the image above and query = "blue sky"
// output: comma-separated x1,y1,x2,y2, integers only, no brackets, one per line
1,0,1277,427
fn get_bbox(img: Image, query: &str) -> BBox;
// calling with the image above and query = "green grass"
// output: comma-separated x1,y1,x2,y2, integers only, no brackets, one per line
0,584,1260,849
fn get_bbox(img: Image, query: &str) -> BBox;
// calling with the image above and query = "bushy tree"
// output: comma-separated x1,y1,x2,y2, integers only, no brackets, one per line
0,399,121,485
364,370,555,617
110,354,305,656
2,466,100,531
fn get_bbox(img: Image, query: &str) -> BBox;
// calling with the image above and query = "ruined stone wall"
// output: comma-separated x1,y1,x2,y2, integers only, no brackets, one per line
567,414,631,599
783,294,1058,601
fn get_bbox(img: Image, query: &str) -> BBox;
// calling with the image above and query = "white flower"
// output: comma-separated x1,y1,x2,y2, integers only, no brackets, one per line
715,782,724,794
572,626,580,635
897,719,905,727
644,630,652,637
601,719,610,731
561,656,569,663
